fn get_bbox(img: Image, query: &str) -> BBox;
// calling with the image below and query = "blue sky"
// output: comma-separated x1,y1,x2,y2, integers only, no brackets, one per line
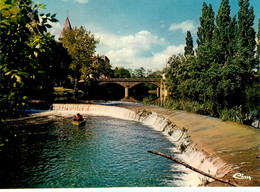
37,0,260,70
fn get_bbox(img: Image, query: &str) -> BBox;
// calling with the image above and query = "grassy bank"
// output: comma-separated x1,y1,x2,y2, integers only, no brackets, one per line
146,99,259,127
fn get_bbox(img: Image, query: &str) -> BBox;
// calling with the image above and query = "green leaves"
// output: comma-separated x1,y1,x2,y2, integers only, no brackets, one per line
166,0,258,123
61,26,99,100
184,31,194,56
0,0,58,121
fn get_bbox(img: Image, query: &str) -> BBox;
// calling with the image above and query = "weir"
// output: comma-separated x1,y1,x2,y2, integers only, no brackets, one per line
52,103,232,186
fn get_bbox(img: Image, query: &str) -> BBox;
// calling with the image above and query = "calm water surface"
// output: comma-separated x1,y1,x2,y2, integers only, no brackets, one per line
0,115,186,188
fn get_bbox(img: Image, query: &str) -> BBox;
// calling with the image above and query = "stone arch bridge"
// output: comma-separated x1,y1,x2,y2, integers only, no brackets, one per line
97,78,164,99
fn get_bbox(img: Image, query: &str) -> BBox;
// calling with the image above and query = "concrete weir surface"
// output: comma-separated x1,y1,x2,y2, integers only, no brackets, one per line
52,102,260,187
123,104,260,187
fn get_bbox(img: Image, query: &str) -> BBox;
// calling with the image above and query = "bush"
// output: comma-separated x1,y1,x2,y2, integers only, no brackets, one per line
219,107,258,124
53,88,84,101
158,98,258,125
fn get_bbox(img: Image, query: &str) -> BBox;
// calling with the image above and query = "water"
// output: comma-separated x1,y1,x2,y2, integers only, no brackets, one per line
0,115,187,188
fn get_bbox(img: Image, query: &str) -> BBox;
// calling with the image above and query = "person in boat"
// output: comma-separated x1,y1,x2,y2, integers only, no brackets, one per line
74,113,83,122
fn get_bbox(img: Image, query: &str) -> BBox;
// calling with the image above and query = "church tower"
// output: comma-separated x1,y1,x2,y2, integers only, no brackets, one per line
59,16,72,41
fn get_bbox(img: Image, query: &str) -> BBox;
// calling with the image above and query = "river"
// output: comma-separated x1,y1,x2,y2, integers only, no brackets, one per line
0,113,189,188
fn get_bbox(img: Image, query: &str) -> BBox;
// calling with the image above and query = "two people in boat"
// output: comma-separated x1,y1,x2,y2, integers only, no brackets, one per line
74,113,84,122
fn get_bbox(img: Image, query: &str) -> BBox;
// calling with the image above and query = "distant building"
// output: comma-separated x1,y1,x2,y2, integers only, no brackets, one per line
59,16,72,42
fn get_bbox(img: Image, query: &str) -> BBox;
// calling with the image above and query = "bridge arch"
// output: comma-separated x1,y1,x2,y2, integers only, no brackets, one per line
97,78,162,99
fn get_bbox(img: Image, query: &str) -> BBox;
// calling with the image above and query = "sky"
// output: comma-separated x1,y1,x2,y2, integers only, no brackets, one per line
37,0,260,71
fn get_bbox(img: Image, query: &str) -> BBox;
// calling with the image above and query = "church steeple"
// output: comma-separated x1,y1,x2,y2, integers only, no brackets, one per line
59,16,72,41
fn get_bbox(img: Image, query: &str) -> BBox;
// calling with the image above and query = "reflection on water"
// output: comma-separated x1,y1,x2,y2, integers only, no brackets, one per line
0,115,186,188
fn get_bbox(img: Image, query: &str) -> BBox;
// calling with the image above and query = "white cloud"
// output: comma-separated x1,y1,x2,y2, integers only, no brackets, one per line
62,0,89,4
93,30,184,70
96,30,165,51
169,20,196,33
160,20,165,28
151,45,184,66
48,22,62,40
75,0,88,3
160,24,166,28
52,21,184,70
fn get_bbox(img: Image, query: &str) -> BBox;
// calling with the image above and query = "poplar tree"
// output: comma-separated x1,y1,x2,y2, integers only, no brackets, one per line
226,15,238,58
213,0,231,63
237,0,255,63
197,3,215,47
166,0,258,123
256,19,260,68
233,0,255,106
196,3,215,68
184,31,194,56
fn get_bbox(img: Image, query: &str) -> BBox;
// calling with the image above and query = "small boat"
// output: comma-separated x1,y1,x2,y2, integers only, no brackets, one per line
72,119,86,127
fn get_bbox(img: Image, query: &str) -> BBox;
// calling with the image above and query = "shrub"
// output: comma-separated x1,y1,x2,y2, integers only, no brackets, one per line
53,88,84,101
157,98,258,125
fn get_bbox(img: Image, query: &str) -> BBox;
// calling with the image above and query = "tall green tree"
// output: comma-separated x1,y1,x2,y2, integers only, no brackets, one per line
166,0,258,124
255,19,260,69
213,0,231,63
235,0,256,106
184,31,194,56
166,54,186,96
0,0,57,122
62,26,99,101
196,3,215,69
237,0,255,63
226,15,238,58
197,3,215,47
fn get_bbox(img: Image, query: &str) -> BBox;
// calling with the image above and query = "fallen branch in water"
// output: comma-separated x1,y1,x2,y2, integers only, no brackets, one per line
147,150,239,187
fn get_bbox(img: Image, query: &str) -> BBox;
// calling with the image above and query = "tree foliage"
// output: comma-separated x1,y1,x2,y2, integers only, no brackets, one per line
257,19,260,65
89,56,113,79
184,31,194,56
197,3,215,48
132,67,146,78
166,0,258,124
61,26,99,100
0,0,58,123
114,67,131,78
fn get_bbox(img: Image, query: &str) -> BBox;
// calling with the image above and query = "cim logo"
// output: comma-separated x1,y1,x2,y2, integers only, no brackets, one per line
233,173,252,180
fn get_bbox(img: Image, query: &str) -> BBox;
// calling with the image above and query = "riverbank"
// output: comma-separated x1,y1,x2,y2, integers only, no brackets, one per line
50,102,259,187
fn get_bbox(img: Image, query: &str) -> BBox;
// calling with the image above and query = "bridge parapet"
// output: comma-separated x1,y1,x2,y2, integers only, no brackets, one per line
95,78,166,100
97,78,162,88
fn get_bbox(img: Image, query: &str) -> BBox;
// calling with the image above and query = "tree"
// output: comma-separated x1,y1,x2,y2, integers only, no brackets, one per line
197,3,215,47
184,31,194,56
196,3,215,69
213,0,231,63
226,15,238,59
165,0,258,123
114,67,131,78
0,0,58,122
62,26,99,101
166,54,186,96
132,67,146,78
237,0,256,63
257,19,260,68
146,70,163,78
88,56,113,79
235,0,256,106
